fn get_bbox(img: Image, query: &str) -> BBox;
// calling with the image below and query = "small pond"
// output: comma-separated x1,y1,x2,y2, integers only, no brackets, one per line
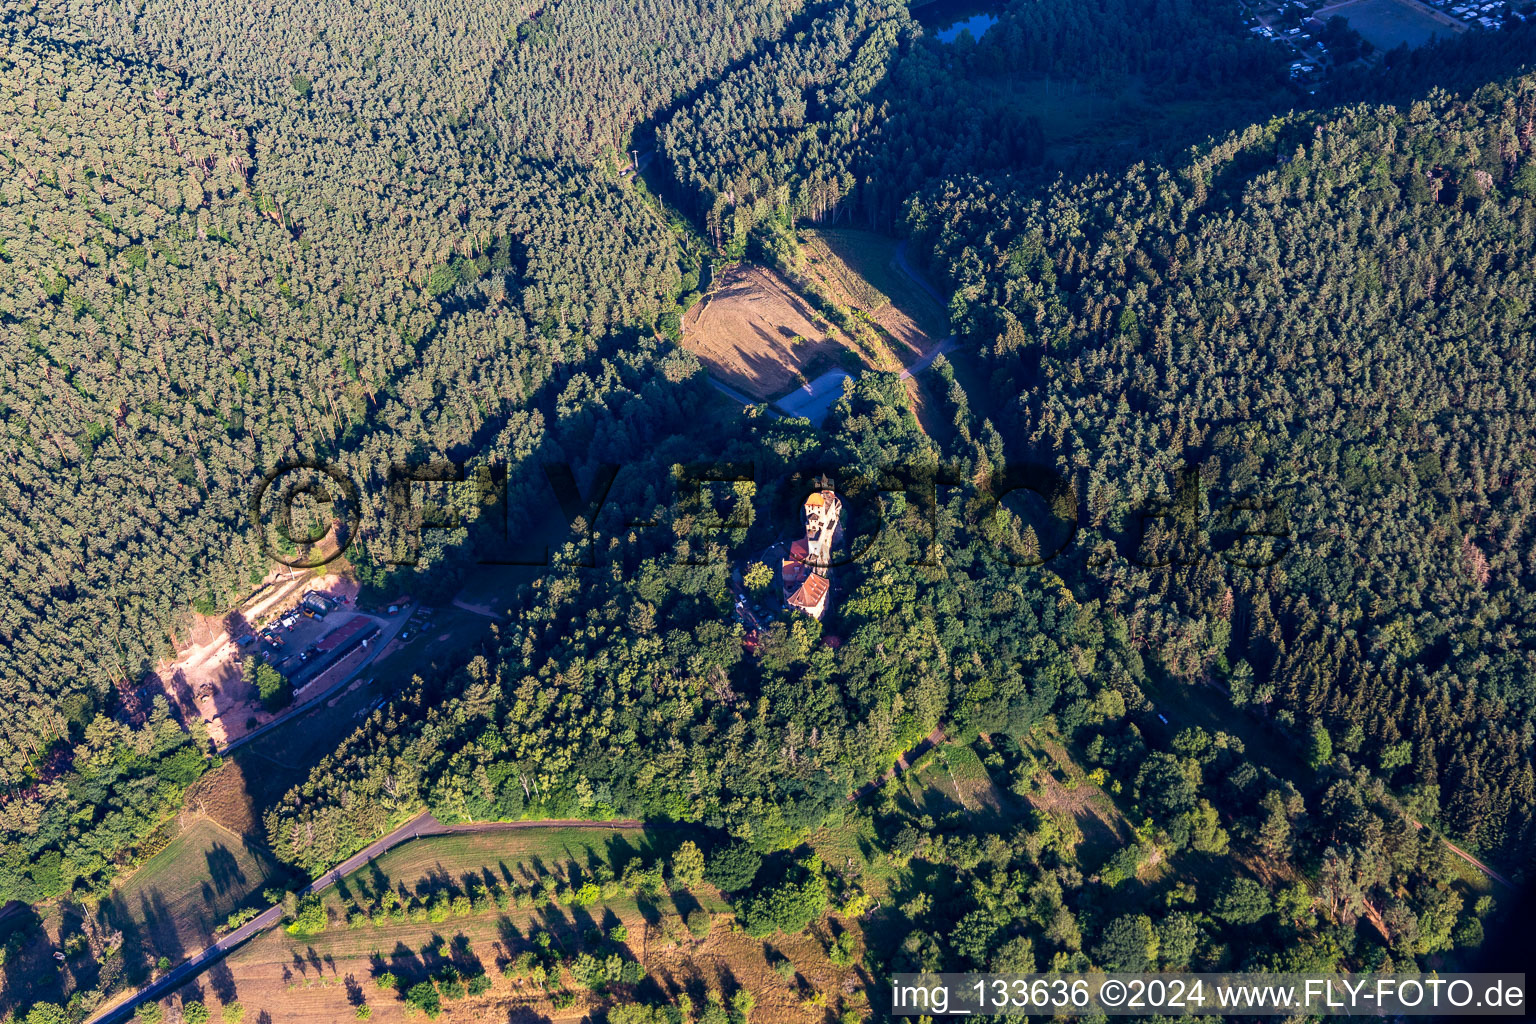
935,11,999,42
913,0,1002,42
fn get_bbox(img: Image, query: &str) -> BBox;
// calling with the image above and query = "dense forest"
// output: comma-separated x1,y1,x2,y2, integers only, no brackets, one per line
657,0,1284,245
0,0,788,903
904,76,1536,862
3,0,1535,1019
265,368,1500,985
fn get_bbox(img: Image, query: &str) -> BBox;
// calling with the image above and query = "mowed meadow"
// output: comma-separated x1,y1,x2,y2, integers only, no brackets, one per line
99,819,283,983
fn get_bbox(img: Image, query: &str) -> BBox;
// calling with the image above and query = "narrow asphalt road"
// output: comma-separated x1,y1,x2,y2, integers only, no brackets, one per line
86,814,648,1024
216,611,402,757
891,239,958,381
707,376,780,415
898,335,958,380
92,729,959,1024
892,240,947,307
773,369,854,423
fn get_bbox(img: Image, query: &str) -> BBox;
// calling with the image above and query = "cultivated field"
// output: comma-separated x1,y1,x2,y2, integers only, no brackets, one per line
894,739,1008,823
1316,0,1464,49
357,828,675,894
151,828,863,1024
682,232,952,414
682,263,856,399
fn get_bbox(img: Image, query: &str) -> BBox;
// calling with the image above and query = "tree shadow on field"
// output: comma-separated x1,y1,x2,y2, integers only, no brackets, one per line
474,866,509,902
669,889,703,921
563,902,600,946
602,834,642,871
205,843,248,897
54,903,103,996
520,855,545,886
223,611,251,643
173,981,206,1008
100,887,184,985
206,960,239,1003
712,963,743,1000
448,932,485,977
496,915,526,950
386,940,428,985
633,896,665,929
418,864,458,899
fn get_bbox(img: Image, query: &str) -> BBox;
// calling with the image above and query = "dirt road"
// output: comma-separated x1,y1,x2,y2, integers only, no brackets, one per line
1407,817,1514,890
892,240,947,307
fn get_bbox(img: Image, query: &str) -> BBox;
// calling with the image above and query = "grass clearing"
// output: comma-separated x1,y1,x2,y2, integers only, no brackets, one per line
452,561,545,619
1139,672,1314,786
364,605,495,707
361,829,668,894
894,739,1010,820
939,742,1005,814
800,229,947,359
895,749,962,819
98,817,280,980
1005,733,1133,867
808,810,898,898
1317,0,1464,49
